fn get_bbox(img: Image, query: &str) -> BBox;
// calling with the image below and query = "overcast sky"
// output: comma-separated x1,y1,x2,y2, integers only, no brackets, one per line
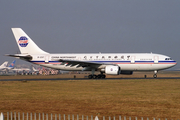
0,0,180,70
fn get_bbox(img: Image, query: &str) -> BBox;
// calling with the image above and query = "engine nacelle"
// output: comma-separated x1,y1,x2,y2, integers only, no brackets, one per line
105,66,121,75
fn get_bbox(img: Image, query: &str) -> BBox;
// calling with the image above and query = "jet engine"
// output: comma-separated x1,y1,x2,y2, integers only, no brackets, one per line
105,66,121,75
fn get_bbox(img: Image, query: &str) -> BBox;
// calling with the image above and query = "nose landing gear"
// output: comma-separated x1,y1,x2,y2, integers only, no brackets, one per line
153,74,157,78
153,70,158,78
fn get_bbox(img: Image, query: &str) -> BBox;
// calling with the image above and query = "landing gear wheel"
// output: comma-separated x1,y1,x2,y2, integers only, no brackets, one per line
153,70,158,78
88,75,93,79
88,74,106,79
93,75,97,79
88,75,97,79
97,74,106,79
97,74,102,79
102,75,106,79
153,74,157,78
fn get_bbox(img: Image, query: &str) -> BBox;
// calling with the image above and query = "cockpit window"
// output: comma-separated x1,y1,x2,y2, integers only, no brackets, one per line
165,58,172,60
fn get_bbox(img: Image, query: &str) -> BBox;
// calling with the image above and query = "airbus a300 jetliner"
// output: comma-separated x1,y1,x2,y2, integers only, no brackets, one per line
6,28,177,79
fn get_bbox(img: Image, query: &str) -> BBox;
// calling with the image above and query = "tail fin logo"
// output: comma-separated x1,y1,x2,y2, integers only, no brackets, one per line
18,36,28,47
10,63,14,67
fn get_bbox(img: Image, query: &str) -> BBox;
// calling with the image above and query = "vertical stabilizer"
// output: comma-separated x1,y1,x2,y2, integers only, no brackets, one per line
0,61,8,67
8,60,16,68
11,28,48,54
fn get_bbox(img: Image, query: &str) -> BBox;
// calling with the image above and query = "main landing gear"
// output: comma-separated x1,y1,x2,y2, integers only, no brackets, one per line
88,74,106,79
153,70,158,78
88,69,106,79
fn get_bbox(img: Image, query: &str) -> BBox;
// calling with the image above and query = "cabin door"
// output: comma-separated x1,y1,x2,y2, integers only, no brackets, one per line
45,55,50,63
154,56,159,64
131,56,135,64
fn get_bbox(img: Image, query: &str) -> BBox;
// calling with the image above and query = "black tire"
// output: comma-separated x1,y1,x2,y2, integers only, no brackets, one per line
153,74,157,78
93,75,97,79
102,75,106,79
88,75,93,79
97,74,102,79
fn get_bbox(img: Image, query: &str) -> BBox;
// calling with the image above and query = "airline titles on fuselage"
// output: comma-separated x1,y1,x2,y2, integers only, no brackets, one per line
36,55,155,61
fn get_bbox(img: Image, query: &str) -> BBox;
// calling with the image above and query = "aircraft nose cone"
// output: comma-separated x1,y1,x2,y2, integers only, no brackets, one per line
172,60,177,66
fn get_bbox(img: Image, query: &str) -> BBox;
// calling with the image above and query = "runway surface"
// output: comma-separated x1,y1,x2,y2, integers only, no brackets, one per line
0,77,180,81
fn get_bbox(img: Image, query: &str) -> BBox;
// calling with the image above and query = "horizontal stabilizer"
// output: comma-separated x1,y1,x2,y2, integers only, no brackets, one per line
5,54,32,61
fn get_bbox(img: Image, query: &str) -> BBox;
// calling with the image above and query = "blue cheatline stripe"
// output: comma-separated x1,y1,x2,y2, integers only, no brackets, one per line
30,61,59,63
91,61,131,63
135,61,154,63
30,60,176,64
159,61,176,63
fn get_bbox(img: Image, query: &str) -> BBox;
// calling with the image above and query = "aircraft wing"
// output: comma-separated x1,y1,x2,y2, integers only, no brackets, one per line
58,59,111,68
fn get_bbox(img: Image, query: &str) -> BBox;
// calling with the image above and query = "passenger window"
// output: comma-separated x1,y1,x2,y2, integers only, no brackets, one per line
165,58,172,60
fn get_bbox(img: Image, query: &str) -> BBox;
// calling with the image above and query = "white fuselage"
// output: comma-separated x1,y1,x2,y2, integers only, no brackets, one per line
29,53,176,71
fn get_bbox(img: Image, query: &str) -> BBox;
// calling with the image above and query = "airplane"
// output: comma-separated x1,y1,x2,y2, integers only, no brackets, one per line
0,61,8,70
6,28,177,79
0,60,16,70
32,66,39,72
12,67,31,72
